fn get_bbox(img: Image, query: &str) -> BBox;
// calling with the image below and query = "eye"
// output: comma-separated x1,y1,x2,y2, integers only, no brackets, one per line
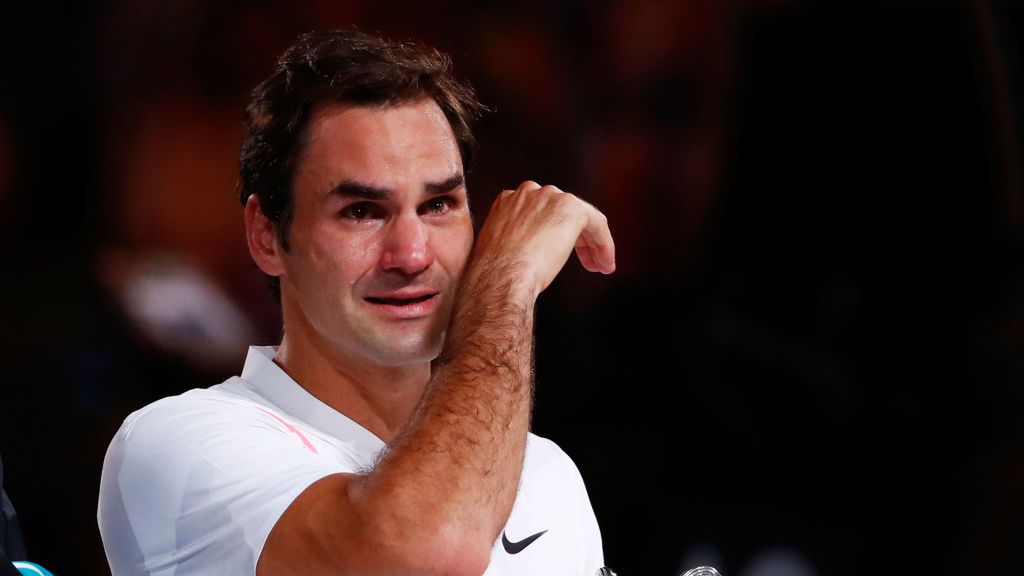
341,202,377,221
423,196,454,215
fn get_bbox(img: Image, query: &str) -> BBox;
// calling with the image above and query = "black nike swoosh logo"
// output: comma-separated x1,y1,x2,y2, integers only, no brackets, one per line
502,529,548,554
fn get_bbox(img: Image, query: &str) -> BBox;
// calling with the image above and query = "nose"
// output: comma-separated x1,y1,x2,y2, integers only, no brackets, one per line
379,212,434,274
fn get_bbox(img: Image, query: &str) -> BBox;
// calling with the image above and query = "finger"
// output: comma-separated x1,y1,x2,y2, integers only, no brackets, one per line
576,204,616,274
516,180,543,193
574,237,602,272
575,235,615,274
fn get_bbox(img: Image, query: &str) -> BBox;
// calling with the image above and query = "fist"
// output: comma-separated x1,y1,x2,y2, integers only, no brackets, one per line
472,181,616,299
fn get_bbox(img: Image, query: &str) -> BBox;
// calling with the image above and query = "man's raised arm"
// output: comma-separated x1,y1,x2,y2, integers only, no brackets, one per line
257,181,614,576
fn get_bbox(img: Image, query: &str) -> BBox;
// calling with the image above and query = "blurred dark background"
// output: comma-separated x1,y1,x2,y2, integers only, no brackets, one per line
1,0,1022,574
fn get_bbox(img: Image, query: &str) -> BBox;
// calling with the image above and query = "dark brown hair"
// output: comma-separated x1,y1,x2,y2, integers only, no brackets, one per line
239,29,486,254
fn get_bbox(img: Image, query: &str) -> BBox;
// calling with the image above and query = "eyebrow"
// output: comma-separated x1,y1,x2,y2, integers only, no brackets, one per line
329,173,465,200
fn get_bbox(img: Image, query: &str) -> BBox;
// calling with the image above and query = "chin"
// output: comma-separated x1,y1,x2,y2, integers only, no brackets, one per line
368,337,444,367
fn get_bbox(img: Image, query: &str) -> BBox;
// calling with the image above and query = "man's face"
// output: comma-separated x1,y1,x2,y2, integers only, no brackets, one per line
279,99,474,366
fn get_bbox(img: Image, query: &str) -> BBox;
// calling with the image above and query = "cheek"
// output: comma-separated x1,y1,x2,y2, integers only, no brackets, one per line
334,241,384,291
296,227,382,286
433,224,474,269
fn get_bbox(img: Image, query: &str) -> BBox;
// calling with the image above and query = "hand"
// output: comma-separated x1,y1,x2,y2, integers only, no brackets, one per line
473,181,616,298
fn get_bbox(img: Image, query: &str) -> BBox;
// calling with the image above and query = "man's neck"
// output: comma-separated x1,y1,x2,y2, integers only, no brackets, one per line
273,331,430,444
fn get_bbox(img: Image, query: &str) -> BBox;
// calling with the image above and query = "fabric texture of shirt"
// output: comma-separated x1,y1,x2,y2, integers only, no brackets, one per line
98,346,604,575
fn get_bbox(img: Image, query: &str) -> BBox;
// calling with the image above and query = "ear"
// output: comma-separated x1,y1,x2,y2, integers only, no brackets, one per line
244,194,286,278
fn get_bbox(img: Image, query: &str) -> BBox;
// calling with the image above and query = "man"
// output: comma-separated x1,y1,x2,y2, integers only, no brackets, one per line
98,29,615,575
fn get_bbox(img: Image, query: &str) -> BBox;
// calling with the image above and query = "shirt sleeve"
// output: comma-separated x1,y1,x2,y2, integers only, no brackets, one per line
98,394,348,576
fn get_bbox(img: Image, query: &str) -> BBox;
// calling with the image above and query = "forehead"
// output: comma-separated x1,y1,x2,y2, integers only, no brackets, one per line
296,99,462,188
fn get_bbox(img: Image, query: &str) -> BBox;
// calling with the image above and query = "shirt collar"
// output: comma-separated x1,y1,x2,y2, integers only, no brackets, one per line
240,345,386,460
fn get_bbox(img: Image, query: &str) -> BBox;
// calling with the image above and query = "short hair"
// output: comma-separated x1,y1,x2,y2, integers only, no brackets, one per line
239,29,486,255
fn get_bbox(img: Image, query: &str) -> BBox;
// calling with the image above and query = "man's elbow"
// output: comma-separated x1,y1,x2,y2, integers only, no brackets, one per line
262,521,493,576
415,544,492,576
424,532,494,576
358,520,495,576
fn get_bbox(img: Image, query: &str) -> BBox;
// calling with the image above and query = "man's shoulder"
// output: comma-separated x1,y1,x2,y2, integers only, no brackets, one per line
121,377,253,429
101,375,317,498
109,377,275,460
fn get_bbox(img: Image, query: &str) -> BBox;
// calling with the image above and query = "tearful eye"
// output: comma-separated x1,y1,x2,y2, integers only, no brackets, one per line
342,203,372,220
424,197,453,214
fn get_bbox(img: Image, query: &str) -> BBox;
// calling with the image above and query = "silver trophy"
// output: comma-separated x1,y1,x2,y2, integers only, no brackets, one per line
681,568,722,576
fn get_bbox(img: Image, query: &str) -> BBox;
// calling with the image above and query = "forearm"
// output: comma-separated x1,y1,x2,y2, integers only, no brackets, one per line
265,261,534,576
351,181,617,551
355,255,535,553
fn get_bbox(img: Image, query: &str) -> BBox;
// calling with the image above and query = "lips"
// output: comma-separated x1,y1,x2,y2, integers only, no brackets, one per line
363,290,441,319
364,293,436,306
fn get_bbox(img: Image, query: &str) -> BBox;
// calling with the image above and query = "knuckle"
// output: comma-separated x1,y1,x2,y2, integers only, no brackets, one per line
552,191,577,209
518,180,541,192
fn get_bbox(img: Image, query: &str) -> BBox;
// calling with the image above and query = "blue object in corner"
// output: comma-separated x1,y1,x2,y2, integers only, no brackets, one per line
11,562,54,576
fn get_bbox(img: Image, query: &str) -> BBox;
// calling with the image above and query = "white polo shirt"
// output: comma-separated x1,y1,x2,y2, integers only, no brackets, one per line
98,346,604,575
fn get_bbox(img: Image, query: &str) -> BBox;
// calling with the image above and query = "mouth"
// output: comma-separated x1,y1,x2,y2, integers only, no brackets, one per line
364,293,437,306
